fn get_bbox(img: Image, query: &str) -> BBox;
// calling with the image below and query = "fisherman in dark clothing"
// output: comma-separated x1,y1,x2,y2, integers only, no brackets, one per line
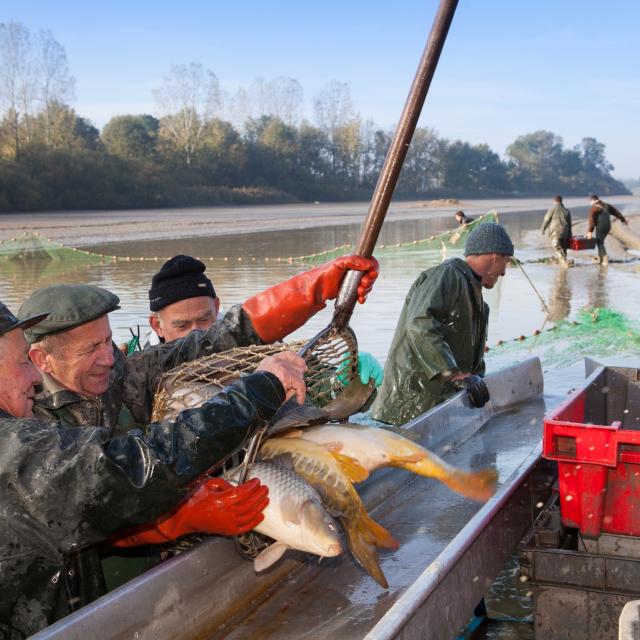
143,254,383,384
587,194,628,265
454,210,474,226
20,254,378,437
372,222,514,426
541,195,572,267
0,300,303,638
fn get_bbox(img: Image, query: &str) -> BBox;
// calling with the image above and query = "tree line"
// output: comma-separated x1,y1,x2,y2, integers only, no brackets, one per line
0,22,629,212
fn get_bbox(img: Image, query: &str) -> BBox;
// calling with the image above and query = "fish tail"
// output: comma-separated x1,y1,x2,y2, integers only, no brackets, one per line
343,517,392,589
402,455,498,502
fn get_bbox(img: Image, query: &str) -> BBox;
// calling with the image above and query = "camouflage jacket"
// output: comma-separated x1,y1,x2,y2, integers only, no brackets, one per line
32,304,261,436
0,372,284,639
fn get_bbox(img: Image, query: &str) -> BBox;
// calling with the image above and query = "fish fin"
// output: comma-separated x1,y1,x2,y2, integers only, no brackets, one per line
320,441,344,453
267,398,329,435
280,428,303,439
254,541,289,572
331,452,369,483
403,455,499,503
280,495,301,525
390,452,425,464
342,513,399,589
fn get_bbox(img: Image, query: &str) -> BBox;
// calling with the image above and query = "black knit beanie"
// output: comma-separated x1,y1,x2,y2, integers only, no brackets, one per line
149,255,217,312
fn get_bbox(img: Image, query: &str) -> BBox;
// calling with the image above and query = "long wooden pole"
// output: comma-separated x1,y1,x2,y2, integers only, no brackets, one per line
333,0,459,330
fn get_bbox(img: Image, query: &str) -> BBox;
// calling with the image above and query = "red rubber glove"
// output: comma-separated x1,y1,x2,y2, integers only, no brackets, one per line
111,477,268,547
243,255,379,343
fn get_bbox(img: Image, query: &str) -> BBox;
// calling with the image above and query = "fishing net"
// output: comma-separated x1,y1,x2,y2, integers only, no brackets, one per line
297,211,498,264
152,335,365,423
0,233,107,263
490,308,640,367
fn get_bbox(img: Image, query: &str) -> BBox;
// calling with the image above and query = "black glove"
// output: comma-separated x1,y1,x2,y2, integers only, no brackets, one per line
452,374,490,408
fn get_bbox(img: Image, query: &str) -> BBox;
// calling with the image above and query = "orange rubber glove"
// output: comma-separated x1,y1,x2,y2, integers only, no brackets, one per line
111,477,268,547
243,255,379,343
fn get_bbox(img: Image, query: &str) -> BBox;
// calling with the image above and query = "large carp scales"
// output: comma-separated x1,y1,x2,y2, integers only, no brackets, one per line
259,437,399,588
230,461,343,572
297,424,498,502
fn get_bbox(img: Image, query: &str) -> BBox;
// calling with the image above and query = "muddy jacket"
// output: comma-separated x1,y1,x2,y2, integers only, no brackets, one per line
588,201,626,235
33,305,261,436
0,372,284,639
541,203,572,239
372,258,489,425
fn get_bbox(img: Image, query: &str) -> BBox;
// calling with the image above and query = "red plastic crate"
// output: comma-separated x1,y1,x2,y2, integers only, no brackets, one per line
569,235,597,251
543,366,640,538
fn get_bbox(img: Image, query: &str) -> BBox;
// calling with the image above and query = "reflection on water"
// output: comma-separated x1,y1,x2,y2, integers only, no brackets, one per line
0,207,638,391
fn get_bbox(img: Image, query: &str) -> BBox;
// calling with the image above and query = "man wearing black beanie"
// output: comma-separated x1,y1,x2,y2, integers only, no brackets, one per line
148,255,220,343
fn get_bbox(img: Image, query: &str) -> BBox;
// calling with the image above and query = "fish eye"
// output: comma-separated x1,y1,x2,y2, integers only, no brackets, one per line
328,523,336,531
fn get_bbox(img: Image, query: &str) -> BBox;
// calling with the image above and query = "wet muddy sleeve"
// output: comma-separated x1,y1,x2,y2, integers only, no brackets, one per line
403,271,461,380
123,304,263,418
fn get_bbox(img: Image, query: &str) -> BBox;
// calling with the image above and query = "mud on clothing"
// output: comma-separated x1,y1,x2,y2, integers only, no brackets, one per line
0,372,284,639
372,258,488,425
541,203,572,260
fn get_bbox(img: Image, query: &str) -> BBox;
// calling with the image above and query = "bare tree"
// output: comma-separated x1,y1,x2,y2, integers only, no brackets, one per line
36,29,75,146
250,76,303,125
313,80,356,174
0,23,75,154
313,80,353,135
0,22,34,154
153,63,221,165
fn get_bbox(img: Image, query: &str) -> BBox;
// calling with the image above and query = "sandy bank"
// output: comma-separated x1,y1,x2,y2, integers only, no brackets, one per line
1,196,638,247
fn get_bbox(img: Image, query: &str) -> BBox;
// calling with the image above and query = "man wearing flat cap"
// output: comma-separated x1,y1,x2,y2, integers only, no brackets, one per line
372,222,514,425
20,254,379,433
0,298,307,636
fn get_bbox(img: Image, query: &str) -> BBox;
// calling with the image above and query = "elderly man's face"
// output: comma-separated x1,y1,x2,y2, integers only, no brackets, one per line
480,254,512,289
0,329,43,418
149,296,219,343
30,315,115,398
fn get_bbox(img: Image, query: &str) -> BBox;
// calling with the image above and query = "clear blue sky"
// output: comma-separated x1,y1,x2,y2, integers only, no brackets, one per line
5,0,639,178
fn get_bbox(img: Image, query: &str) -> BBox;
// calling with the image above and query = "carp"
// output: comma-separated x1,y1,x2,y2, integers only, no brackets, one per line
231,461,343,572
259,437,398,588
296,423,498,502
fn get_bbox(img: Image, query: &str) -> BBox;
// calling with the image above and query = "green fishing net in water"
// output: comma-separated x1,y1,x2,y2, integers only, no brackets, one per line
298,211,498,264
494,308,640,367
0,233,106,263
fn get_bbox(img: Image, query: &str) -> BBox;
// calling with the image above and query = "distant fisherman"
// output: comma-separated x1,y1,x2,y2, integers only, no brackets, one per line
586,194,628,265
541,195,572,267
372,222,514,425
454,210,474,226
144,254,384,387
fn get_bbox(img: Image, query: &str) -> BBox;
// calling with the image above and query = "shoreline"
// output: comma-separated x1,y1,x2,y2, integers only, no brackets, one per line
1,195,638,247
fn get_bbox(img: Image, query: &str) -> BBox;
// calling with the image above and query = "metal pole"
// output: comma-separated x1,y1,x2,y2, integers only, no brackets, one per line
333,0,459,330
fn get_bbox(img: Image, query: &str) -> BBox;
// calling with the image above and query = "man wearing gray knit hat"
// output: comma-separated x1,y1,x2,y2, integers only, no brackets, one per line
372,221,514,425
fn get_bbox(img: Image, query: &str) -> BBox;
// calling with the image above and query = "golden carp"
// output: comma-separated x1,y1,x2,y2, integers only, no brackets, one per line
259,437,398,588
230,461,343,572
296,424,498,502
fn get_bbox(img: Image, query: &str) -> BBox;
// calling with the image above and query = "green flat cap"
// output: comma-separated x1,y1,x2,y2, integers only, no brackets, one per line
19,284,120,343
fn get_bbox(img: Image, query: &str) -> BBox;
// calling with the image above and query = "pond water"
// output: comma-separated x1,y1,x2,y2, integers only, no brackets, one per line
1,200,638,398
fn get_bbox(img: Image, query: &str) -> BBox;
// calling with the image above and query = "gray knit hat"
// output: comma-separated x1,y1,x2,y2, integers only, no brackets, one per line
464,222,514,257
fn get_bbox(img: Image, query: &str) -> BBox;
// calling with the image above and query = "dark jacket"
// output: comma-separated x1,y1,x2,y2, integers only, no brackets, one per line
588,201,626,235
0,372,284,639
33,304,261,436
372,258,489,425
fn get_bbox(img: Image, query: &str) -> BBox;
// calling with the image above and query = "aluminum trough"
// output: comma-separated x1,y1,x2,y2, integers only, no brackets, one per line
33,357,549,640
